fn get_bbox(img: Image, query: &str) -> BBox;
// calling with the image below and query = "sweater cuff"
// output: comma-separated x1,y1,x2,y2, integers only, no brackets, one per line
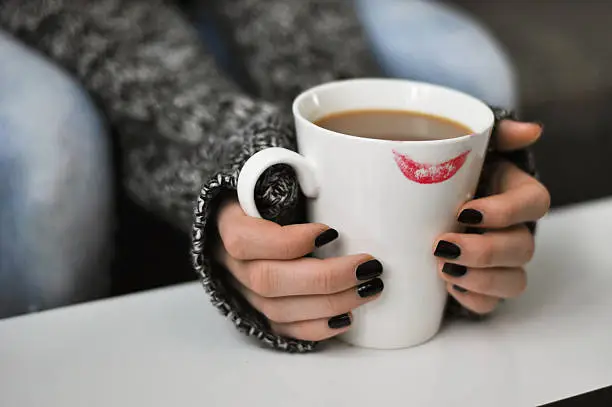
190,117,317,353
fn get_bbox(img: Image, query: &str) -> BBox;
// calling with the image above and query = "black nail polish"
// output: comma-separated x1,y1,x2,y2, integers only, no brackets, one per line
453,285,468,293
434,240,461,259
328,313,351,329
442,263,467,277
355,259,383,281
357,278,384,298
315,229,338,248
458,209,483,225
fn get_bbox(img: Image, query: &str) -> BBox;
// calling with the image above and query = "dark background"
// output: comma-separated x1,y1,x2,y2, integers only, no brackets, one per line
456,0,612,207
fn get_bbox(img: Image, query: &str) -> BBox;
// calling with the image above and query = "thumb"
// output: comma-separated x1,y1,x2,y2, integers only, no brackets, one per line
495,120,543,151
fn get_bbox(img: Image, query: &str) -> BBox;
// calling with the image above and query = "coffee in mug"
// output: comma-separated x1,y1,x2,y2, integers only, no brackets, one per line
315,109,472,142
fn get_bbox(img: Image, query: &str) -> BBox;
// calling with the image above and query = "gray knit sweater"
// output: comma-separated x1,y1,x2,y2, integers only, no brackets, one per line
0,0,534,352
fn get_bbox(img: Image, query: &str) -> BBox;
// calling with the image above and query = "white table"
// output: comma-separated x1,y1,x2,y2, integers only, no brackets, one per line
2,199,612,407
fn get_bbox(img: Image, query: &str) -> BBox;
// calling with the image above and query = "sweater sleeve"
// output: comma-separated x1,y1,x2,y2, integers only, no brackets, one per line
0,0,376,352
0,0,290,230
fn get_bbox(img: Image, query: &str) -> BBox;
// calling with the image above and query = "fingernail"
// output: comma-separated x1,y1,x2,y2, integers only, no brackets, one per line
328,313,351,329
453,285,468,293
458,209,483,225
315,228,339,248
532,121,544,130
357,278,384,298
442,263,467,277
355,259,383,281
434,240,461,259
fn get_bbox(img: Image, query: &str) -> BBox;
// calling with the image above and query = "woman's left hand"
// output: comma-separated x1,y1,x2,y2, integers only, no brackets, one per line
434,120,550,315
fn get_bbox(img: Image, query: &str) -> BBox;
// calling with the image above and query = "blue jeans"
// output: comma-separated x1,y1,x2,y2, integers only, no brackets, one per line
355,0,517,109
0,31,113,318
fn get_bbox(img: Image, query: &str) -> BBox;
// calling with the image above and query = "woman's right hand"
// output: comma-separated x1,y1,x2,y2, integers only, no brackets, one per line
214,199,384,342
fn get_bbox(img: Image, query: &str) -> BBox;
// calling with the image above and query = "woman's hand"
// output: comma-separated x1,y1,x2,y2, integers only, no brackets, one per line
434,120,550,314
214,200,384,341
215,120,548,340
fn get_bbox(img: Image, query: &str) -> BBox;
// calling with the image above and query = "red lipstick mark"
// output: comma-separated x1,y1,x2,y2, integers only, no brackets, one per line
393,150,471,184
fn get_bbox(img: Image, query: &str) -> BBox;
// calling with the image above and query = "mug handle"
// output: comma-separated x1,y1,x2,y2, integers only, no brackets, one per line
237,147,320,218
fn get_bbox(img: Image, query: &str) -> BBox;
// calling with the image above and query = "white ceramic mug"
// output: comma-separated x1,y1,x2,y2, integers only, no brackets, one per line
237,79,494,349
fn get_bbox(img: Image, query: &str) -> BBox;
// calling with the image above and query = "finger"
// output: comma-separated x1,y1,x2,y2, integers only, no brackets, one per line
446,283,500,315
217,199,333,260
434,225,535,268
438,263,527,299
240,279,383,323
458,162,551,228
496,120,542,151
220,251,383,297
271,313,353,342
